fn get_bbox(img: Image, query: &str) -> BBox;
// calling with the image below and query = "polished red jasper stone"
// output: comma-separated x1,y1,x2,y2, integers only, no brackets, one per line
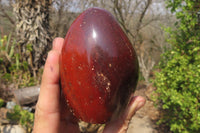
60,7,139,124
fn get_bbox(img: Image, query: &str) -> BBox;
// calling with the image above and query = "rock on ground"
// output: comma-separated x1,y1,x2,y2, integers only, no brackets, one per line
0,125,26,133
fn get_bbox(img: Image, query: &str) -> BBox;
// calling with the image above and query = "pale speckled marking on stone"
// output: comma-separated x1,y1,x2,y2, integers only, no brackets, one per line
106,82,111,93
91,65,95,71
77,81,81,85
96,72,111,93
99,97,104,104
72,56,75,62
78,65,83,70
66,100,69,104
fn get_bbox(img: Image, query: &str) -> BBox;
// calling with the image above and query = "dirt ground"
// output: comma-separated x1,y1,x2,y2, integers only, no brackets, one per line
127,82,169,133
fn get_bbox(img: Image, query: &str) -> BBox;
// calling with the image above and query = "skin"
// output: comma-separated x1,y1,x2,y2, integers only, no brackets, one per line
33,37,146,133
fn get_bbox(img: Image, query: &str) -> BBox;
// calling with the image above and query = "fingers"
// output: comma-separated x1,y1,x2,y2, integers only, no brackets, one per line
53,37,64,53
33,38,64,133
37,50,60,113
103,96,146,133
36,37,64,113
123,96,146,121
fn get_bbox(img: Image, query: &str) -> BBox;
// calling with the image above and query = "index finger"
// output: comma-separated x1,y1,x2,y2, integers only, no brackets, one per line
53,37,64,53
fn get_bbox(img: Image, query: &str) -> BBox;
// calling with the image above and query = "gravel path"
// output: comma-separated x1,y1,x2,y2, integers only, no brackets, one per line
127,114,156,133
127,83,160,133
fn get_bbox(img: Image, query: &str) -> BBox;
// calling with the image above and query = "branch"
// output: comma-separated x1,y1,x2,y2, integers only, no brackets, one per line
133,0,152,45
136,0,152,33
138,14,161,31
0,5,15,25
112,0,135,41
126,0,142,26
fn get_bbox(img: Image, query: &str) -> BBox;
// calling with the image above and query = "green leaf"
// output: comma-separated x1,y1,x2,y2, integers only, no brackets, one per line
0,98,4,108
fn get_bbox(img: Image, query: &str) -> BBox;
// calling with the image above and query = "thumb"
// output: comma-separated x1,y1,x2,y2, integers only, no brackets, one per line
33,50,61,133
103,96,146,133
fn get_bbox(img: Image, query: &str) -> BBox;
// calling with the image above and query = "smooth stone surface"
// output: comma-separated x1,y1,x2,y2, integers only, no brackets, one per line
60,7,139,124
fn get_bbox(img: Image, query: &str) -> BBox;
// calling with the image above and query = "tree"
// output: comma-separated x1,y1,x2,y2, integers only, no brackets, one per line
154,0,200,132
0,0,15,34
83,0,169,84
13,0,52,75
50,0,80,37
0,0,15,25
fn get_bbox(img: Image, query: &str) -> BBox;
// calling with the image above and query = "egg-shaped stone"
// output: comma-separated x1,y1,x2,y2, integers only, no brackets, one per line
60,7,139,124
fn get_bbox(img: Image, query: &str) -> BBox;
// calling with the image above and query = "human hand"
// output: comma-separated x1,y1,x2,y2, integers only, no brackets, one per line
33,38,146,133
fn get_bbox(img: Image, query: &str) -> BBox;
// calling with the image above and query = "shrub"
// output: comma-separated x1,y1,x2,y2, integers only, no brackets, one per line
0,98,4,108
0,33,40,132
153,0,200,132
0,33,40,89
7,105,34,133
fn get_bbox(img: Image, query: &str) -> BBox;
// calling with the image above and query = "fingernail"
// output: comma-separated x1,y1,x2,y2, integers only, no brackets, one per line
47,51,53,58
46,51,56,64
53,39,57,49
136,101,145,111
